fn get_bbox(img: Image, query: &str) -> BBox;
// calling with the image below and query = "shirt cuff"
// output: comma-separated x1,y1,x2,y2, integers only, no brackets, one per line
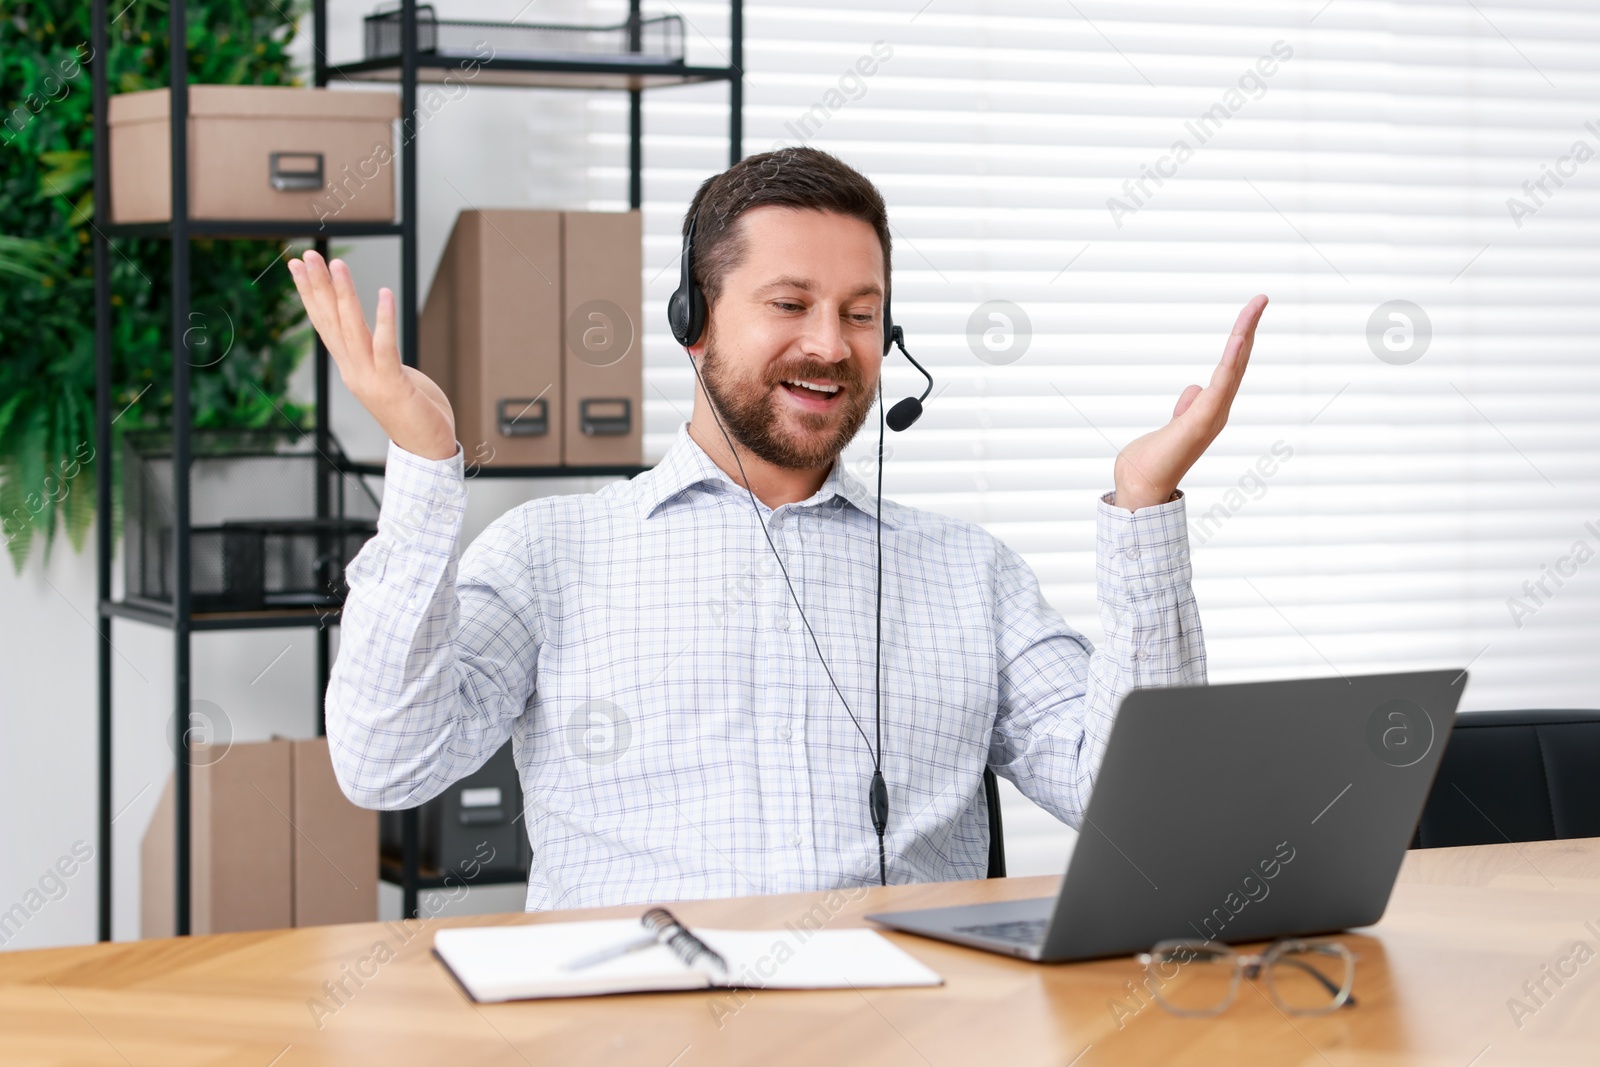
378,439,467,544
1094,489,1192,599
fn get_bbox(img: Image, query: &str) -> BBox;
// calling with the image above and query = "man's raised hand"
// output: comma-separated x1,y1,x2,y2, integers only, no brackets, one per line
286,250,458,461
1111,295,1268,512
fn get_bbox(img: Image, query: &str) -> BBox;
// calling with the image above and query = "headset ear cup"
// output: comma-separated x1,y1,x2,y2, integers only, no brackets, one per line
687,285,706,348
667,286,706,348
882,304,895,357
669,210,708,347
668,288,691,347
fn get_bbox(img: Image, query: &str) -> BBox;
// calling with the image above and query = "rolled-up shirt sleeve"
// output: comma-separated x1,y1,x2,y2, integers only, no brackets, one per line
987,490,1206,826
325,440,542,809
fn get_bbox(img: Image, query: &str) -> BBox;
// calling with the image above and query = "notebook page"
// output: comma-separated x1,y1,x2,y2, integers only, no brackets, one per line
433,919,710,1002
695,928,943,990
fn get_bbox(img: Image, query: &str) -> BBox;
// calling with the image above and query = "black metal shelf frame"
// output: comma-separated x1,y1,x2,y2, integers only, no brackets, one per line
102,599,344,631
331,55,735,90
91,0,743,937
103,219,407,239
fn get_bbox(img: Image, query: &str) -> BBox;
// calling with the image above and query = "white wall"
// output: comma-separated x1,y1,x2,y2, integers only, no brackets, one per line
0,533,103,951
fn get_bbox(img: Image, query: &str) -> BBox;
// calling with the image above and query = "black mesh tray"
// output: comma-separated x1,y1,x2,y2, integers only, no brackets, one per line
190,518,379,613
123,428,381,614
363,4,686,65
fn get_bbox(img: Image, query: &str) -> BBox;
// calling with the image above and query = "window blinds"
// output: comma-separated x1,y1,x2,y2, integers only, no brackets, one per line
582,0,1600,872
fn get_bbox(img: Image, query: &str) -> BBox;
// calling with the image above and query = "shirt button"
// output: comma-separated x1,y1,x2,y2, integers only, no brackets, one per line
1125,545,1141,561
777,724,792,741
788,832,802,848
1132,647,1147,661
775,614,791,631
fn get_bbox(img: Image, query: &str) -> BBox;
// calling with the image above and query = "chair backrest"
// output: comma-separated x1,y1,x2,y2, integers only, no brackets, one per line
982,766,1006,877
1412,709,1600,848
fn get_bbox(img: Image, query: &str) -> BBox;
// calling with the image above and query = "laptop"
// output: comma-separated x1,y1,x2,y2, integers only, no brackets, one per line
867,669,1467,962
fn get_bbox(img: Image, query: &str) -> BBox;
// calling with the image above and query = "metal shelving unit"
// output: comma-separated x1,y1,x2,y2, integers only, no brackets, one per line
91,0,744,937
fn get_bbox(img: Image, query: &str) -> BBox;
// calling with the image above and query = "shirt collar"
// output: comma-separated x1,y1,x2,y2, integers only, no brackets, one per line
638,423,896,528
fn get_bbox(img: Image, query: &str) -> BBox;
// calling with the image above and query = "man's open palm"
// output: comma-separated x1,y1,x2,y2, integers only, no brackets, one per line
287,250,458,461
1113,295,1268,511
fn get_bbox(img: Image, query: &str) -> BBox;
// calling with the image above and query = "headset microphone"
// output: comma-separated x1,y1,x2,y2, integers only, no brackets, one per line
884,326,933,431
669,204,936,888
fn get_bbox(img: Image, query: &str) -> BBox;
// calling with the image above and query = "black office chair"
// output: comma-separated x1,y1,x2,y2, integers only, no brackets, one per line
1412,709,1600,848
983,766,1006,877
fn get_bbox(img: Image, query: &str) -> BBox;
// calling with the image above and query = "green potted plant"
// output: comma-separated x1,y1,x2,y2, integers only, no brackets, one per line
1,0,313,571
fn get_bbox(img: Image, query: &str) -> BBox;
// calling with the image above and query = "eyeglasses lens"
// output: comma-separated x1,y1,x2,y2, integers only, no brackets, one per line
1266,943,1351,1014
1151,943,1237,1015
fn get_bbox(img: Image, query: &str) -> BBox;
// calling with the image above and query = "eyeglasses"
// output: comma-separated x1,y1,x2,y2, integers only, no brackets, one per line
1135,939,1357,1017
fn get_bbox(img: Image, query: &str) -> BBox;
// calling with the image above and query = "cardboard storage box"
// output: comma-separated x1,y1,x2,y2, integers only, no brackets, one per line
142,737,377,937
108,85,398,224
562,210,643,467
421,210,565,467
420,209,642,469
291,737,380,928
142,738,293,937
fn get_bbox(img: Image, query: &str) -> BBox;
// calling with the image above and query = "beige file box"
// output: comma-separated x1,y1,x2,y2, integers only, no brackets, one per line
290,737,378,928
420,210,565,467
108,85,398,224
141,737,377,937
561,210,643,466
141,738,293,938
421,209,643,468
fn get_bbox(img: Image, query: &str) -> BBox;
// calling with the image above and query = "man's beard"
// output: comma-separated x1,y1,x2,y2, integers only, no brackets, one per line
698,336,876,471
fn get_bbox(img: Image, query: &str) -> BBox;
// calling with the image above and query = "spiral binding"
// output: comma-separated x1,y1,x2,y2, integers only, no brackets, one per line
641,907,728,977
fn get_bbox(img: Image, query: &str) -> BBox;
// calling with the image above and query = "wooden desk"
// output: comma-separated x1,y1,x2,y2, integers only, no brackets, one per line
4,839,1600,1066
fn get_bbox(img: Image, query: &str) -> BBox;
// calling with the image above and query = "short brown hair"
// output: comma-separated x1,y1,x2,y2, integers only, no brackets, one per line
683,147,892,311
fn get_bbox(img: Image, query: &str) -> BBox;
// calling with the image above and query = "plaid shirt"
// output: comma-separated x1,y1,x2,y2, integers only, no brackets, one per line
326,423,1206,910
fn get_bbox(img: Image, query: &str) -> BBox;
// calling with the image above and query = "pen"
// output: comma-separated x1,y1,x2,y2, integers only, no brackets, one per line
561,931,661,972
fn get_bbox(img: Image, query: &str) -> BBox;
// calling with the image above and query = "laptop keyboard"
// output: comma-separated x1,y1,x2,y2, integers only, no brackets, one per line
953,918,1048,945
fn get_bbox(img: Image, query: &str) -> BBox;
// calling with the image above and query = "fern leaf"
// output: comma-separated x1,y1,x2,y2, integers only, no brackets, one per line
39,390,69,565
61,388,96,554
64,461,96,554
0,391,26,446
0,453,33,575
2,409,50,571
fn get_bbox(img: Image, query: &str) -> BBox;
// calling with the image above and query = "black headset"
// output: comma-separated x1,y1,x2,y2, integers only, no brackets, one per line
667,201,936,886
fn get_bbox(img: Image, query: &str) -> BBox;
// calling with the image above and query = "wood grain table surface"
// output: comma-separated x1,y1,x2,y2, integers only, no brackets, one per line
3,838,1599,1066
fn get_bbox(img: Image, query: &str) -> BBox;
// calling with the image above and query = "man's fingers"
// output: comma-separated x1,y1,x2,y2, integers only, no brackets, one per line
1224,294,1268,380
371,287,398,368
286,258,319,329
295,249,339,325
1228,294,1269,345
1205,294,1268,402
292,251,353,361
287,254,332,339
1172,383,1203,419
287,256,349,372
327,257,377,376
1182,295,1268,433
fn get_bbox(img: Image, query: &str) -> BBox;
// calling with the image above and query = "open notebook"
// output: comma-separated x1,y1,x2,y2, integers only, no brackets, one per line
432,907,943,1002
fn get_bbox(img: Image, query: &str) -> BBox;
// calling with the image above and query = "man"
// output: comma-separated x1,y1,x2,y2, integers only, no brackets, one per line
289,147,1266,911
